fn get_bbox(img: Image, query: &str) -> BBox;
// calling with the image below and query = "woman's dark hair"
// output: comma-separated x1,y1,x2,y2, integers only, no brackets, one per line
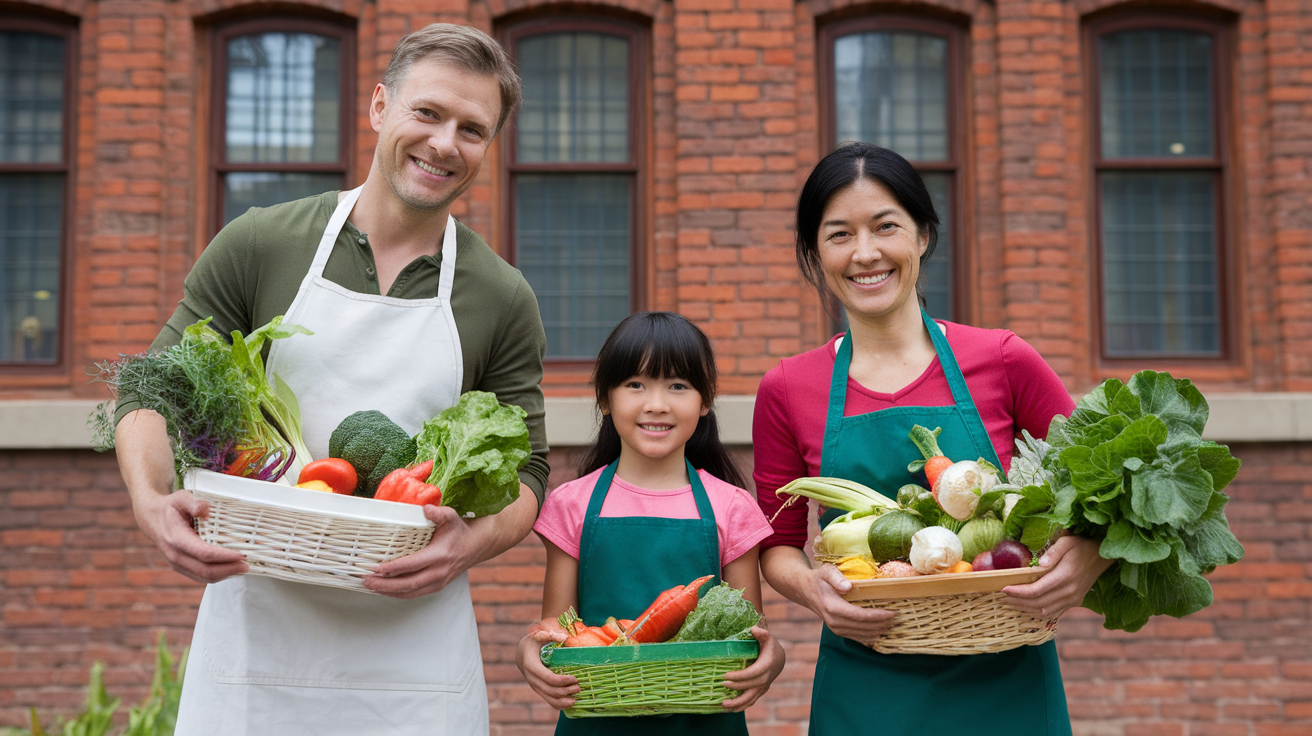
795,142,941,299
577,311,747,488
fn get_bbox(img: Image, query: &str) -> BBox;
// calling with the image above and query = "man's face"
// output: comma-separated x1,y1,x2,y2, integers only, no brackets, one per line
370,59,501,213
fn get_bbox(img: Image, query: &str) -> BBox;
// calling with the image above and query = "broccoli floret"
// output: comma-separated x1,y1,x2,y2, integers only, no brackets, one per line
328,410,417,497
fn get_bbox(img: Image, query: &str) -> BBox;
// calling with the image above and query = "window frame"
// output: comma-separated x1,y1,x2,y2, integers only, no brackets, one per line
0,16,76,372
1087,13,1234,363
817,14,968,325
500,15,648,366
208,16,355,237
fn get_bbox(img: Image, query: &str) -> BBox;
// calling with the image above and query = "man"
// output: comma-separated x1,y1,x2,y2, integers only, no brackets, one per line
113,24,545,734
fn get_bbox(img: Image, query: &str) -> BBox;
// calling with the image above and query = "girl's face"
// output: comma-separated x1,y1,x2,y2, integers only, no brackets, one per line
818,178,928,322
604,374,709,465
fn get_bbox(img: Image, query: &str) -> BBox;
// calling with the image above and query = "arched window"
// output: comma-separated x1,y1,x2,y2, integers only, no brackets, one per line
820,16,964,322
211,18,353,231
502,17,647,360
1089,15,1230,359
0,19,73,365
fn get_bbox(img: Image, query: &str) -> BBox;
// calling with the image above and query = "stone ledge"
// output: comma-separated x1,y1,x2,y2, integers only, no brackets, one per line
0,393,1307,449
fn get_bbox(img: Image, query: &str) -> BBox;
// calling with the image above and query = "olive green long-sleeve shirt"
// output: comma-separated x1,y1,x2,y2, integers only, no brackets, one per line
121,191,550,503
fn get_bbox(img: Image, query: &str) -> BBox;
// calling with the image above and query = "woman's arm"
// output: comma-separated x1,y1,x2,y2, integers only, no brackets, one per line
515,538,580,709
760,545,895,646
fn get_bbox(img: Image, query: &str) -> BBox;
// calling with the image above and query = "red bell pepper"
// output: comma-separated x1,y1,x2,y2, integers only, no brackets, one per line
375,460,442,506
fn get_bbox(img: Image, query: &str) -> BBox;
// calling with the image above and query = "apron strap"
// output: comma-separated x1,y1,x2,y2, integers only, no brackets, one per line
438,215,458,302
921,309,1001,468
821,334,853,467
308,186,363,277
684,458,720,572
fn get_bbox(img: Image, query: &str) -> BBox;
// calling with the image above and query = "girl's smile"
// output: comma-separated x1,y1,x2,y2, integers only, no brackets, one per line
605,374,709,487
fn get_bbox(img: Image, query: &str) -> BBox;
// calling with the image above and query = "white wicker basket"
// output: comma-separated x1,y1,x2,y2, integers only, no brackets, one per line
185,469,435,593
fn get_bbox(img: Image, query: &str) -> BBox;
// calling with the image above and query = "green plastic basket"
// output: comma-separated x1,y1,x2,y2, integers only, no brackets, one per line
541,639,760,718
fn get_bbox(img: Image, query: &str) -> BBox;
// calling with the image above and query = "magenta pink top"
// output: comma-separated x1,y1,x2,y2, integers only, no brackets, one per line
535,466,775,567
752,321,1075,550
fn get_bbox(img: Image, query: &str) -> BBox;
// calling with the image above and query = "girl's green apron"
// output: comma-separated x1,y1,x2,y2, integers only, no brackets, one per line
555,460,749,736
810,310,1070,736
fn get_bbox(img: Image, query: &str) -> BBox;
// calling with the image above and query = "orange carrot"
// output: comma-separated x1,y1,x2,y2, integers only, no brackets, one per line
623,574,715,644
946,560,973,574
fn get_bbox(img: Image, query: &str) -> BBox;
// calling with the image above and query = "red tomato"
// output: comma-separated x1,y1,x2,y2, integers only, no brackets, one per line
297,458,359,495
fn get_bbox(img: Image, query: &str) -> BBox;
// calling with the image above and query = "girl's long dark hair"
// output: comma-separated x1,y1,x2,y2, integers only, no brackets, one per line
577,311,747,488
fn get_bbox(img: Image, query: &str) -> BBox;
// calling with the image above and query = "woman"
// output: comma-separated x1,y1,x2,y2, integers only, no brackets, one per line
753,142,1111,735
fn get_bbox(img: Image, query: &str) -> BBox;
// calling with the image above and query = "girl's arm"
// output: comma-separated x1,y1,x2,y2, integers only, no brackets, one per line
719,546,787,712
515,538,581,709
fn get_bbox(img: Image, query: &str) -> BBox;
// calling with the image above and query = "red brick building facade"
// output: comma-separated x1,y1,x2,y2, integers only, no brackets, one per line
2,0,1311,733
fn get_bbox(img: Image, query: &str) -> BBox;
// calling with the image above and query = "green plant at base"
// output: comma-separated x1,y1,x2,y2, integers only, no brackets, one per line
5,633,185,736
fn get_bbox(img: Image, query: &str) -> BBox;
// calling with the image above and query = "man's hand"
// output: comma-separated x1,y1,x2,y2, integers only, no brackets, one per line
364,482,538,599
116,409,247,584
135,489,248,584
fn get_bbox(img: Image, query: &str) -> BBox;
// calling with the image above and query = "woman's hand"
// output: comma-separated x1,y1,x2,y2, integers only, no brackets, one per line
721,626,786,712
808,564,897,646
515,623,579,710
1001,535,1114,619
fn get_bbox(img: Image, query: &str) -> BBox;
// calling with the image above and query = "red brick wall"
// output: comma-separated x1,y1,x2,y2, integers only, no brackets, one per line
3,444,1310,734
4,0,1312,732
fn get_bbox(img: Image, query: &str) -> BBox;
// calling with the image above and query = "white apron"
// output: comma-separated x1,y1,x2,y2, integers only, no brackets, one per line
176,187,486,735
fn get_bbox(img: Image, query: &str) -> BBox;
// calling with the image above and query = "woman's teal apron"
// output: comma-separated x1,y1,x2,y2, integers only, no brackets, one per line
555,460,749,736
809,310,1070,736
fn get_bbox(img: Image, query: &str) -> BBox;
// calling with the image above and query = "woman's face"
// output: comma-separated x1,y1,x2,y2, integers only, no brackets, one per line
817,178,929,322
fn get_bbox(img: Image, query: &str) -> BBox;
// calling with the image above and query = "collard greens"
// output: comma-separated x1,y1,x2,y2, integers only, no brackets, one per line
1006,370,1244,632
415,391,531,518
671,582,761,642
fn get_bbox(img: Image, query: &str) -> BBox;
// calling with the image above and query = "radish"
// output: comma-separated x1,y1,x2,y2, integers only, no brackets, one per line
971,550,996,571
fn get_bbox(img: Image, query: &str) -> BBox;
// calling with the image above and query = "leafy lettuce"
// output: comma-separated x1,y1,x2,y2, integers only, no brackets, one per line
415,391,531,518
671,582,761,642
1006,370,1244,632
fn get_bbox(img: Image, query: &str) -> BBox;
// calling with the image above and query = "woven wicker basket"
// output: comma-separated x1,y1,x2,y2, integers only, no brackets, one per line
185,469,435,593
542,640,759,718
842,567,1058,655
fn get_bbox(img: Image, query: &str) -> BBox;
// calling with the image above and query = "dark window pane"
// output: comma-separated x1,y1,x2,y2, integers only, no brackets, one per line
226,33,341,164
517,33,629,163
0,31,64,164
919,172,952,320
834,31,948,161
1100,30,1213,159
0,173,62,362
516,173,631,358
223,172,344,224
1101,171,1219,356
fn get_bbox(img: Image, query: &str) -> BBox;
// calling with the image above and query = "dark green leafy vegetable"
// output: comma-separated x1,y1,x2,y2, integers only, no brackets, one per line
1006,370,1244,632
670,582,760,642
329,410,417,497
88,316,311,482
415,391,531,517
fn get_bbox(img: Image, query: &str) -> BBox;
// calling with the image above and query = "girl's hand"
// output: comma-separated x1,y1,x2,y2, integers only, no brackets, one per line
721,626,786,712
515,624,579,710
808,564,896,646
1001,535,1114,619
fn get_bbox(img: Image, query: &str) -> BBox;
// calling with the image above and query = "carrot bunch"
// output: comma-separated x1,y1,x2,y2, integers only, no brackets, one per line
558,574,714,647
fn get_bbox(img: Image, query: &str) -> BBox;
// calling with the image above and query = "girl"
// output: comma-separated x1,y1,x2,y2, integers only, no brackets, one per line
516,311,785,736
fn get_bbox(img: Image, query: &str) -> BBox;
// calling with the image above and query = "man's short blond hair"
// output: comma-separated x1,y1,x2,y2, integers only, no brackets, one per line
382,23,522,134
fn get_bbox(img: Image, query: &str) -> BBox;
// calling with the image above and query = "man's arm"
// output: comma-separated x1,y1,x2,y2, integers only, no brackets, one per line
115,409,247,583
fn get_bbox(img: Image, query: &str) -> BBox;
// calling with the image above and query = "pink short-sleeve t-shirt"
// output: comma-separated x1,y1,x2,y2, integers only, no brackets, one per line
534,466,774,568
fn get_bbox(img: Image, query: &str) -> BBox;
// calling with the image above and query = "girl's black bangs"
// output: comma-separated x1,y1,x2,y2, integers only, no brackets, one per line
593,312,717,402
